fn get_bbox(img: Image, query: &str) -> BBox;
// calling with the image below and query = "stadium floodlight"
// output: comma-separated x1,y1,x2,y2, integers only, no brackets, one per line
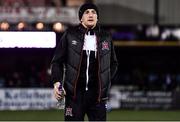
0,22,10,31
36,22,44,30
17,22,26,30
53,22,64,32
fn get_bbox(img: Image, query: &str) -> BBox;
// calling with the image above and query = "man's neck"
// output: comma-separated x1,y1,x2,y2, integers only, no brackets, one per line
81,23,96,30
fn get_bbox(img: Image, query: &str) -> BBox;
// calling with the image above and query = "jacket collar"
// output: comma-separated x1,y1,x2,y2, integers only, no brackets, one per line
78,23,100,35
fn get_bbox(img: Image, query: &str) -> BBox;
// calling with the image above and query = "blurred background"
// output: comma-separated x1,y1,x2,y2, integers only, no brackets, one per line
1,0,180,121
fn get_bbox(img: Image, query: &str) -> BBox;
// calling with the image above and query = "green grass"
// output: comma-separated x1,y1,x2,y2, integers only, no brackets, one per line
0,109,180,121
108,109,180,121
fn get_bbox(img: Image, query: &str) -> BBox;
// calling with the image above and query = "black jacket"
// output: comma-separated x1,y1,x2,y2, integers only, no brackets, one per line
51,24,118,102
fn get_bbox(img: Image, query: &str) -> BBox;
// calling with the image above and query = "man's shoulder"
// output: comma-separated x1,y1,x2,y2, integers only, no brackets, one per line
66,25,79,34
99,29,111,37
63,25,82,39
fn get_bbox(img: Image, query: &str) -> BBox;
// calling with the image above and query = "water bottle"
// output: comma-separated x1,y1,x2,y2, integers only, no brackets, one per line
106,101,112,112
56,84,65,109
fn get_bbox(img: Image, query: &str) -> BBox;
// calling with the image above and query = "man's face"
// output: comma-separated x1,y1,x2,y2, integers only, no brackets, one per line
81,9,98,29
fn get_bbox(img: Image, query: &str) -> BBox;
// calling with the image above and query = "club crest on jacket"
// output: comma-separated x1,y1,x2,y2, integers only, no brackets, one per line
102,41,109,50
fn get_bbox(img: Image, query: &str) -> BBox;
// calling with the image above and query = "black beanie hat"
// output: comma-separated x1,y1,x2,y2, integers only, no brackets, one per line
79,3,99,20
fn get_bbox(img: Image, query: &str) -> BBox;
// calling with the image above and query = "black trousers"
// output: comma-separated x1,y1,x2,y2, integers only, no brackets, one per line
64,90,106,121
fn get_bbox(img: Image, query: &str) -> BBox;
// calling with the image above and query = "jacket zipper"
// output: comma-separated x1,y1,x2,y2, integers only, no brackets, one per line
96,36,102,102
73,31,87,100
73,44,83,100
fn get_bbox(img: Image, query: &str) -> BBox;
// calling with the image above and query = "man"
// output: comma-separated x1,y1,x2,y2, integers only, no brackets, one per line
51,3,118,121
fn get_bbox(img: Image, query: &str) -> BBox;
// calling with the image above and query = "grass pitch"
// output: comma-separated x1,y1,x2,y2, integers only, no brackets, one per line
0,109,180,121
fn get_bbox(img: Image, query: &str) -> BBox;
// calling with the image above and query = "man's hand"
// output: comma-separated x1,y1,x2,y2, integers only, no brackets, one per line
53,82,66,100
